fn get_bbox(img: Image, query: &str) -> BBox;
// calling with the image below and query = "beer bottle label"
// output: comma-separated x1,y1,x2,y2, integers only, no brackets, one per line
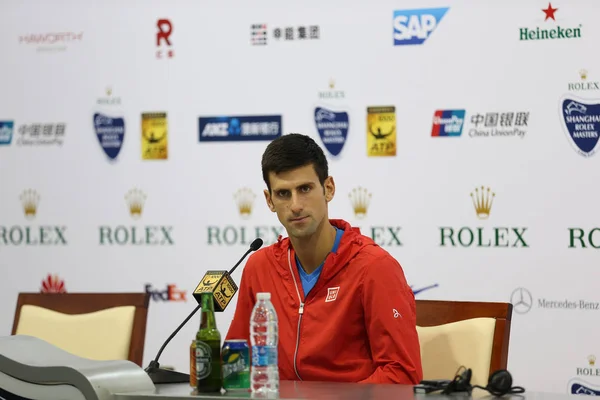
196,341,212,380
251,345,277,367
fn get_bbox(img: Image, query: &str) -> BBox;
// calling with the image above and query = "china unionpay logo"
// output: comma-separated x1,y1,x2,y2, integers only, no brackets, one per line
0,121,14,145
393,7,449,46
431,110,465,137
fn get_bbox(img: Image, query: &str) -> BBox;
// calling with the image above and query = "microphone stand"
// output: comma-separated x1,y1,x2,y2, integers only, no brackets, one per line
143,238,263,385
144,304,201,384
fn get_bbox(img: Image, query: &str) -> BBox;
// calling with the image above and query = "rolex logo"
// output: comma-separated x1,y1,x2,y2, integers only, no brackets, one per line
106,86,113,96
234,188,255,218
319,78,345,99
589,355,596,366
470,186,495,220
580,69,588,80
20,189,40,220
349,187,371,219
125,188,146,219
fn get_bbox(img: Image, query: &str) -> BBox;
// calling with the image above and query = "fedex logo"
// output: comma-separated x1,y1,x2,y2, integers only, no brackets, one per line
393,7,449,46
145,283,187,302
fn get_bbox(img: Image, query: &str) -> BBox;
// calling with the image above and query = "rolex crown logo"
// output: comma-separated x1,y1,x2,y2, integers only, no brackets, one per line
106,86,113,96
588,355,596,366
125,188,146,219
234,188,255,218
349,187,372,219
580,69,588,80
20,189,40,220
470,186,495,220
329,79,335,89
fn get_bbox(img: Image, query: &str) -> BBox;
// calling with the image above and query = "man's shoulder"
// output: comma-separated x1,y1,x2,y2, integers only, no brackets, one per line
352,233,395,257
350,235,402,269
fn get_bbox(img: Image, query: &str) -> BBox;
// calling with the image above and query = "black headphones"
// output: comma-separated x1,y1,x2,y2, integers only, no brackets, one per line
414,366,525,396
474,369,525,396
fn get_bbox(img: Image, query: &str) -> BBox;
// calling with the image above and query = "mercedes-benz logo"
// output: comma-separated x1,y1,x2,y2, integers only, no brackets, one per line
510,287,533,314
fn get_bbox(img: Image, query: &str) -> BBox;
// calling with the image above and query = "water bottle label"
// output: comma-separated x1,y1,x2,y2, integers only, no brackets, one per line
251,345,277,367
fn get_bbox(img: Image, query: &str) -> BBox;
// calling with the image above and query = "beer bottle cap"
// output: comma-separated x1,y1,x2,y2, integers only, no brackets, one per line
257,292,271,300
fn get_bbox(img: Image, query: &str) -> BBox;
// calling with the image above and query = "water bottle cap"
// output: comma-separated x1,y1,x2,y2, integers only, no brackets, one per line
257,292,271,300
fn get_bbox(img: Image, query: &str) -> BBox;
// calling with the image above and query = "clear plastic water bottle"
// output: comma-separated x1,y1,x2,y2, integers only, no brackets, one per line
250,292,279,395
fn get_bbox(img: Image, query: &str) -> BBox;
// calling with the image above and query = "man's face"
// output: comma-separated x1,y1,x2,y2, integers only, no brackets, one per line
264,164,335,240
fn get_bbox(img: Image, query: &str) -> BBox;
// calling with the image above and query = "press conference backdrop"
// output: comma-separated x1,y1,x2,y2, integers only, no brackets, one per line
1,0,599,395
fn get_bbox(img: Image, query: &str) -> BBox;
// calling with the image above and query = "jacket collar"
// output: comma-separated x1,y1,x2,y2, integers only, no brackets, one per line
269,219,374,300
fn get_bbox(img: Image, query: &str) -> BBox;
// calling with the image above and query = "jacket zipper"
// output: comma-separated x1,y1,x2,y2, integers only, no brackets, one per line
287,248,304,380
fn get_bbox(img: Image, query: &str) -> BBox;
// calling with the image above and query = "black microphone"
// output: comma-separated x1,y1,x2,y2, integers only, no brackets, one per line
144,238,263,384
192,238,263,312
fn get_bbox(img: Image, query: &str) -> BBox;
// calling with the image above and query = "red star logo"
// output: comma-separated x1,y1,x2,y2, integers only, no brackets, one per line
542,2,558,21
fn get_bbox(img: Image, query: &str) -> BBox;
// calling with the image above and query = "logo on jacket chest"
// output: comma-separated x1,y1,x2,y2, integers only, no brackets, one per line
325,287,340,302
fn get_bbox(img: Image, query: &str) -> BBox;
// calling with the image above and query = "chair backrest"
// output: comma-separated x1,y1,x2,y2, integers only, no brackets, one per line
11,293,150,366
415,300,512,386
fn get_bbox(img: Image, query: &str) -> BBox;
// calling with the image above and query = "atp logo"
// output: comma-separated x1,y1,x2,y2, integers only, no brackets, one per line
393,7,449,46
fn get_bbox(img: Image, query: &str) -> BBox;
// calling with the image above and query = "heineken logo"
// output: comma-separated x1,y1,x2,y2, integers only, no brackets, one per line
519,3,582,41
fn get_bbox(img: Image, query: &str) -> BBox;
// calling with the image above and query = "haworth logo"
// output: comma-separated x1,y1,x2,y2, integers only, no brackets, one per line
99,189,174,246
0,190,68,247
19,31,83,53
440,187,528,248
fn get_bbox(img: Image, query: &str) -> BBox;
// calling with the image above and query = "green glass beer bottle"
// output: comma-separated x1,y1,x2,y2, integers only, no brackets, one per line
196,292,222,393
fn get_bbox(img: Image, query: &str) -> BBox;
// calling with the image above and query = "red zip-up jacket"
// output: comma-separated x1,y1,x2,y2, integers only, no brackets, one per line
225,219,423,384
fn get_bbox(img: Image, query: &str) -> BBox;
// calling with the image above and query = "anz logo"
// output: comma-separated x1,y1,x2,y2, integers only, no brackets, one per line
393,7,449,46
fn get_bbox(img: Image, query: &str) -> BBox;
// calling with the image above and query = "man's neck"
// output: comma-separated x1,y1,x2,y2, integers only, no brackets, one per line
291,221,337,275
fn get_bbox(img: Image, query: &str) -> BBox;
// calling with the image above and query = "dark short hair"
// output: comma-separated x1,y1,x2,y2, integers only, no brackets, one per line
261,133,329,192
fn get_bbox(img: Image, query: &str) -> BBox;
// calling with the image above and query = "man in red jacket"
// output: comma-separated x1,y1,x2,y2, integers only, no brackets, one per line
225,133,423,384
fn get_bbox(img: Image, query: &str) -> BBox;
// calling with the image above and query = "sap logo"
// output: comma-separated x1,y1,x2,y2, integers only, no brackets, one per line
393,8,449,46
